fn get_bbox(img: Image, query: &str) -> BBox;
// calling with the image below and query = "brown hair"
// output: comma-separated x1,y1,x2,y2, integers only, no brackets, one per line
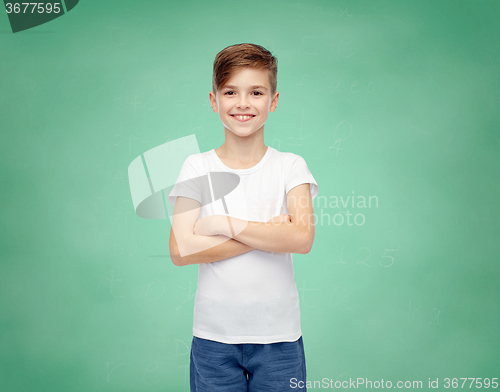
212,43,278,97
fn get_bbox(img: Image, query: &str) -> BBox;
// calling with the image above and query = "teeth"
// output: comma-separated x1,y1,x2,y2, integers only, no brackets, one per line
234,115,252,120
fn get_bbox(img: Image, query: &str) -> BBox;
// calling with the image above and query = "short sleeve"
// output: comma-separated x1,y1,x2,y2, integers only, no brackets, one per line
285,155,319,199
168,155,204,207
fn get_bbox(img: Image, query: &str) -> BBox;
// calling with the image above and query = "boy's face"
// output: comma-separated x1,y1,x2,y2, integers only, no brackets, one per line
209,68,279,139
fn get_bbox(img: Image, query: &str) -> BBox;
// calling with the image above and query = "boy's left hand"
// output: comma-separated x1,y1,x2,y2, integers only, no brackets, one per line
193,215,223,236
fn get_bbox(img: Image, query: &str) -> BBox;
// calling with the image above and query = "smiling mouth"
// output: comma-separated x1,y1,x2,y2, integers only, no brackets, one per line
231,114,255,122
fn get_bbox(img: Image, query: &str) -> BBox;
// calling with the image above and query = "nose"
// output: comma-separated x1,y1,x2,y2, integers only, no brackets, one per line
236,95,250,109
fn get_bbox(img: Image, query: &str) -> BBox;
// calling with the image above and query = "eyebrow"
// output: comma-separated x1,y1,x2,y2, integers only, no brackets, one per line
223,85,269,91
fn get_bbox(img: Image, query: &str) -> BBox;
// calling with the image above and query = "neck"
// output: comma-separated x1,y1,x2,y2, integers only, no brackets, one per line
217,128,268,164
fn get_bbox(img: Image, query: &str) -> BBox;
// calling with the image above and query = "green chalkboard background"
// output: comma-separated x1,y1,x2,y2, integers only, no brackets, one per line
1,0,499,390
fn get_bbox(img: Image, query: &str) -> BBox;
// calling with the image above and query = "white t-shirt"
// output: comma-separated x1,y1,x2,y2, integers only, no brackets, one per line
168,146,318,344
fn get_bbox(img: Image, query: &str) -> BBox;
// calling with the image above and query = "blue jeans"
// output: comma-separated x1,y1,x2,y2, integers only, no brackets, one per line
190,336,307,391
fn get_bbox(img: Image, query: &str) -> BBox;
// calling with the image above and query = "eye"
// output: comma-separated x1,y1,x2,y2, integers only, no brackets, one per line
224,91,235,95
252,91,263,96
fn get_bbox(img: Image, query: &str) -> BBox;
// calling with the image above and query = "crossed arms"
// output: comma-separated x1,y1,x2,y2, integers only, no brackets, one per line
169,183,315,266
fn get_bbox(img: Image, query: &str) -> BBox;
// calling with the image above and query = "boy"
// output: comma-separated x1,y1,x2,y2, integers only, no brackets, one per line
168,43,318,391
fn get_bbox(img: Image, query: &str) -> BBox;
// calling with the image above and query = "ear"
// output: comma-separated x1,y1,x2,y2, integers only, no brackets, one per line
209,91,218,113
269,91,279,112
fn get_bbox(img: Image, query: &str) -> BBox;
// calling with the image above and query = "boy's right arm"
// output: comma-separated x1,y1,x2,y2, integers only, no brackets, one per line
169,196,255,266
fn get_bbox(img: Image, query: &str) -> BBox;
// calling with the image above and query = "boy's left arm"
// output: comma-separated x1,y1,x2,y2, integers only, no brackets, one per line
194,183,315,254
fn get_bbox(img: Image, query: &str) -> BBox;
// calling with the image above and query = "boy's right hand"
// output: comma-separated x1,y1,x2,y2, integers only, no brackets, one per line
267,214,291,224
